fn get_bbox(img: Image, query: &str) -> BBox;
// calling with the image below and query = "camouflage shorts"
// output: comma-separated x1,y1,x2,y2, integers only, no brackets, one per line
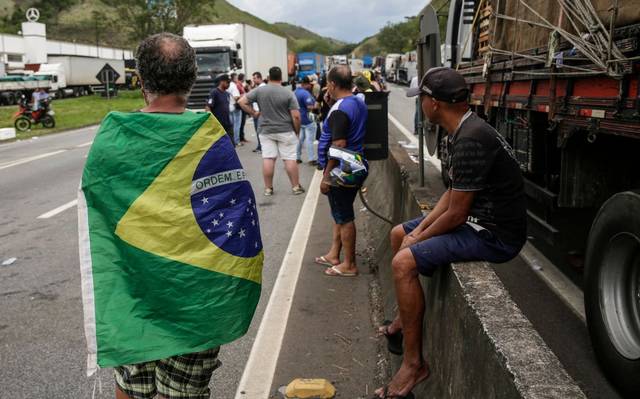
114,347,221,399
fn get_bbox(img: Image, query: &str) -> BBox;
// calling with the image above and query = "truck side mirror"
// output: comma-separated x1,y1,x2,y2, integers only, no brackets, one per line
235,58,243,69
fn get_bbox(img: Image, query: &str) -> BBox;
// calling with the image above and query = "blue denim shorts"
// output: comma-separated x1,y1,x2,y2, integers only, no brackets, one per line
402,216,523,276
327,186,359,225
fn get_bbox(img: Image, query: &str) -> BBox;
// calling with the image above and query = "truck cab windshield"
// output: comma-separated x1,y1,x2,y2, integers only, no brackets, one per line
196,52,231,75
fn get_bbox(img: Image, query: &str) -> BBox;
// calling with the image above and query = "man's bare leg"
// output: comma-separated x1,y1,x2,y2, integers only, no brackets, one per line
319,223,341,265
332,221,357,274
263,158,276,189
283,159,300,187
375,248,430,397
379,224,408,334
116,386,130,399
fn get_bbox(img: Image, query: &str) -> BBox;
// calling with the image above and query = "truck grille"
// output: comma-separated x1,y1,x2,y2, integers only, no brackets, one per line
188,77,214,109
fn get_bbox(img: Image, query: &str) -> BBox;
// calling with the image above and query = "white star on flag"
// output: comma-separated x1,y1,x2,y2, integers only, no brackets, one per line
201,197,209,205
226,230,233,237
248,198,252,204
251,219,256,226
219,212,224,218
239,228,246,238
212,219,219,226
206,229,211,233
255,241,258,248
227,221,234,228
230,198,236,205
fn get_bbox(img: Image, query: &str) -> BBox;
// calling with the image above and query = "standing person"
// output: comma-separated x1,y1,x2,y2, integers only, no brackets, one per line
409,75,420,135
206,74,233,141
250,71,266,153
237,73,249,144
294,76,318,165
314,65,368,277
228,73,242,146
238,66,305,196
373,67,526,398
79,32,263,399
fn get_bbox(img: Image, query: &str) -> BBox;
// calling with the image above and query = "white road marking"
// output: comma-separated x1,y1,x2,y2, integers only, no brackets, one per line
235,170,323,399
520,243,586,322
37,199,78,219
75,141,93,148
388,113,442,172
0,150,67,171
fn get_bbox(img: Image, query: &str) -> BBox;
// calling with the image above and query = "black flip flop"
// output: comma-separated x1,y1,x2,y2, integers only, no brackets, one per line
371,385,415,399
380,320,403,355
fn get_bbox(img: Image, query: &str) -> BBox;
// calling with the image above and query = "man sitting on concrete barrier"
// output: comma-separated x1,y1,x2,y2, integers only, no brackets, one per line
374,67,527,398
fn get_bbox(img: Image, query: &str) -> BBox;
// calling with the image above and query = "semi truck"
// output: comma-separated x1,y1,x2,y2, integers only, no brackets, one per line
183,23,287,109
416,1,640,396
396,51,417,85
362,54,374,69
37,56,125,98
0,74,56,105
296,52,325,81
385,53,402,82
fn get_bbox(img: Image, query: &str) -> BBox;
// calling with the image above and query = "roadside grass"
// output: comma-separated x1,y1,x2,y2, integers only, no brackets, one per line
0,90,145,139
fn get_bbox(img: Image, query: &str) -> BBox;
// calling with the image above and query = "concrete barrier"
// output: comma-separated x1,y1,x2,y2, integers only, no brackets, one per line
0,127,16,141
360,128,586,398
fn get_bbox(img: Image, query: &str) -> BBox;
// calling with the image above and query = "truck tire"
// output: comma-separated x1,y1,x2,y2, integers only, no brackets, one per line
585,191,640,397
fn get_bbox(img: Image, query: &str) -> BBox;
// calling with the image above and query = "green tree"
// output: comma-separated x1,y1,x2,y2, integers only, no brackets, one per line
100,0,213,42
377,17,419,54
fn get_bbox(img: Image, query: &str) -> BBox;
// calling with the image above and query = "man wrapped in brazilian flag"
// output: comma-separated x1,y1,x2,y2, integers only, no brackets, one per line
78,33,263,399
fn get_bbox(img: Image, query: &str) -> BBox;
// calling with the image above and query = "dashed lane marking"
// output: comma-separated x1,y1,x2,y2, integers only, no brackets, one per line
37,199,78,219
0,150,67,171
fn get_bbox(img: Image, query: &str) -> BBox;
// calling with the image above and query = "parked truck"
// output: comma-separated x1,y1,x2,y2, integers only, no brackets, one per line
385,53,402,82
417,1,640,396
0,74,56,105
296,52,325,81
36,56,125,98
183,23,287,109
396,51,417,85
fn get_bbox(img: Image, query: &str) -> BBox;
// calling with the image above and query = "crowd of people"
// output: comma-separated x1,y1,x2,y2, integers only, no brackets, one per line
96,32,526,399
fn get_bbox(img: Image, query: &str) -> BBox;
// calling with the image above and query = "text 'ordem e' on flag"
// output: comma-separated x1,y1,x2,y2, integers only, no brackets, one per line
78,110,263,375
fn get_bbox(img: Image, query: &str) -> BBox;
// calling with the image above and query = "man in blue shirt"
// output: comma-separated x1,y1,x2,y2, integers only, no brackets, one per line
294,76,318,165
206,74,233,142
315,65,368,277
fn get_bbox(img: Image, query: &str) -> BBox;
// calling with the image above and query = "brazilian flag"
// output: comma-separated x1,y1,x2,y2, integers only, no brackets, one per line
78,111,263,374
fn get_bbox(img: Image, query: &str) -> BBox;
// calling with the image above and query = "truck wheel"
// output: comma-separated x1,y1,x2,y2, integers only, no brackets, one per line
14,117,31,132
41,115,55,129
585,191,640,397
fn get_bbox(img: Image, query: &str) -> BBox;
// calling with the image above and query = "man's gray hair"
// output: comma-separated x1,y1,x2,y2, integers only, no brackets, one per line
136,33,197,96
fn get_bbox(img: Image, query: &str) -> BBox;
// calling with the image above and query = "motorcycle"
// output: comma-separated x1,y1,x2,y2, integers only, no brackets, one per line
13,94,56,132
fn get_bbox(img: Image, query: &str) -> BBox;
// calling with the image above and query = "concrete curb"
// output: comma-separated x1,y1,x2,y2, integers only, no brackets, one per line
361,126,586,398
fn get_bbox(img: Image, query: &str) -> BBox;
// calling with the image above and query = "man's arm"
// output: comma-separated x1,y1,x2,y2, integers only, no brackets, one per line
290,109,301,136
321,138,346,193
401,190,474,249
238,95,257,117
408,189,451,236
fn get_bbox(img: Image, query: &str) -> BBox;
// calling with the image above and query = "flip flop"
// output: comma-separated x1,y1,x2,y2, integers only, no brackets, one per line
379,320,404,355
371,385,415,399
324,265,358,277
314,256,338,267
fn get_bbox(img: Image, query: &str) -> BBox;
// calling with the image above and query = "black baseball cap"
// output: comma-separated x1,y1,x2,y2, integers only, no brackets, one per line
213,73,230,83
301,76,312,84
407,67,469,103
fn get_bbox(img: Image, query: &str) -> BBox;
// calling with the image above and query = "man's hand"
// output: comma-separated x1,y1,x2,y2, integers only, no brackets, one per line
252,111,261,119
400,233,419,250
320,178,331,195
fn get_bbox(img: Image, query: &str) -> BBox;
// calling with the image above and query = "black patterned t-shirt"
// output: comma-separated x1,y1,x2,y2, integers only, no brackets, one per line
447,112,527,246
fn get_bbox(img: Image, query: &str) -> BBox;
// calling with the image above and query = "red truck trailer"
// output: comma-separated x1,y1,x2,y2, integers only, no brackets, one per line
417,1,640,396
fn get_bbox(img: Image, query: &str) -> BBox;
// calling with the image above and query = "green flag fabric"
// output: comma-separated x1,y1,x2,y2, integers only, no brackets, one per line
78,111,263,375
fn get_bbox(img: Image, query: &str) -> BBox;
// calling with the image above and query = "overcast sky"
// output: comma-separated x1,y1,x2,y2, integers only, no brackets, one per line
227,0,426,43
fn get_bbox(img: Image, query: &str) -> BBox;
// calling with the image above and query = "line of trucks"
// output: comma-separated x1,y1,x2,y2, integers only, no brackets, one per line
417,1,640,396
0,56,126,106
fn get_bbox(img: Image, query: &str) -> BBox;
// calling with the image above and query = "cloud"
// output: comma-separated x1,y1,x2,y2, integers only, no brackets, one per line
227,0,426,42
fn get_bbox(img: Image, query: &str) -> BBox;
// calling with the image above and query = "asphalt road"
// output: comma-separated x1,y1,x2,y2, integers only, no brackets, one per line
0,122,315,398
386,82,622,399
